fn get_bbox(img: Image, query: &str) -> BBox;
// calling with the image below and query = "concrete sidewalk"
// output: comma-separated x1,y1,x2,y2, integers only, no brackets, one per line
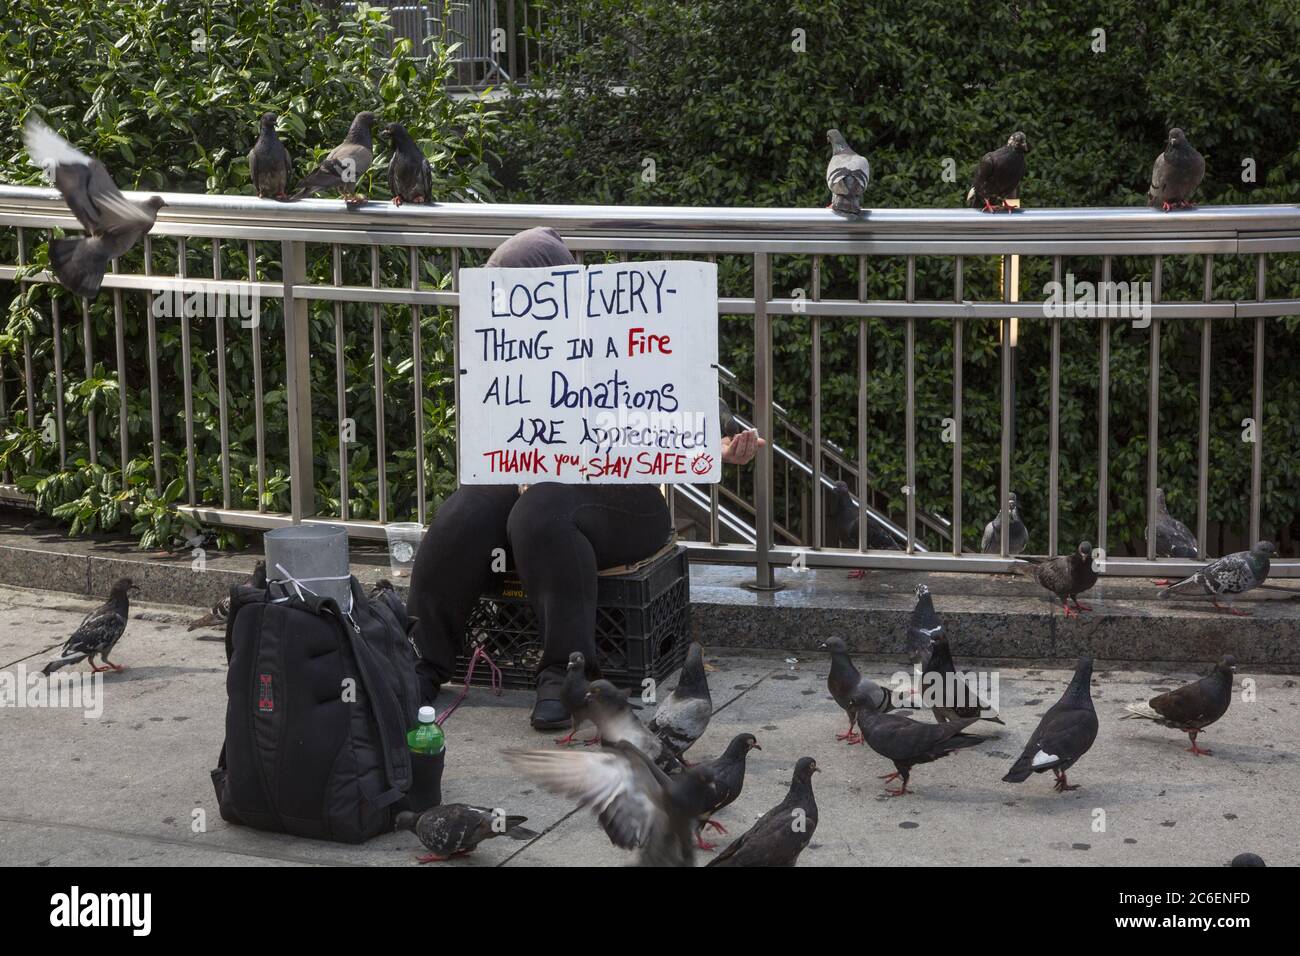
0,584,1296,867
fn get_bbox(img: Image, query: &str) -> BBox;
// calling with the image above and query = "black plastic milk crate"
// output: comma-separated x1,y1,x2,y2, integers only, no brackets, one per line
456,545,691,690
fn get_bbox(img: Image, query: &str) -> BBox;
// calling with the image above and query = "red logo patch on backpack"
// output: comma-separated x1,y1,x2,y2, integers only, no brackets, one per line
258,674,274,712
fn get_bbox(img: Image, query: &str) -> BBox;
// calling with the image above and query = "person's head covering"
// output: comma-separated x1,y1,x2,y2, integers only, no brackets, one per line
486,227,575,268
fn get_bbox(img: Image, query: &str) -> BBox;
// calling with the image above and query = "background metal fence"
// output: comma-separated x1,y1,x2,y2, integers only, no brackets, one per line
1,184,1297,587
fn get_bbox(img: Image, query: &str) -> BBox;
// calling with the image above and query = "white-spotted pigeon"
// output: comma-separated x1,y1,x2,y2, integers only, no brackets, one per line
42,577,139,674
1158,541,1274,615
1003,657,1098,793
394,804,536,863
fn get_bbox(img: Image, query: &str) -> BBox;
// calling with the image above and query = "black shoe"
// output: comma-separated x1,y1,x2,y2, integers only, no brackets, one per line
530,695,569,731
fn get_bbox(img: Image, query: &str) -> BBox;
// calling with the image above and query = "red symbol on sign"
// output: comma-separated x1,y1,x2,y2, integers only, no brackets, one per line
691,453,714,476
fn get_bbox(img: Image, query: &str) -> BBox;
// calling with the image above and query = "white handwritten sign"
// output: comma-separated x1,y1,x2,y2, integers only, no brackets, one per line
457,260,721,484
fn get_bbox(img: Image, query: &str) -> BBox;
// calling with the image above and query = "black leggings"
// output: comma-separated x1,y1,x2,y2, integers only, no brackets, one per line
406,483,672,701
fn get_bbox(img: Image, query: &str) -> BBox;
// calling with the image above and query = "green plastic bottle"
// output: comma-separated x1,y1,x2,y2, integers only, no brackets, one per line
407,705,445,755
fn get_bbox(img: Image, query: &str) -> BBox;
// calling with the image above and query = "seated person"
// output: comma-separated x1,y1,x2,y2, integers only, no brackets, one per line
406,227,761,728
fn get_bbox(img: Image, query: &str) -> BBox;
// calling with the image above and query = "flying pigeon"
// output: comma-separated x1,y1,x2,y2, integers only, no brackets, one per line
855,700,987,796
690,733,761,851
1230,853,1265,867
1020,541,1099,617
981,491,1028,555
967,131,1029,212
907,583,944,664
647,642,712,764
1122,655,1236,756
42,577,139,674
394,804,536,863
504,740,714,867
248,112,292,200
1003,657,1098,793
1158,541,1275,615
921,633,1004,725
707,756,819,867
383,122,433,205
1150,488,1199,560
1147,128,1205,211
289,110,378,204
22,116,166,299
555,651,597,747
825,129,870,216
584,679,681,771
187,561,267,632
821,636,895,744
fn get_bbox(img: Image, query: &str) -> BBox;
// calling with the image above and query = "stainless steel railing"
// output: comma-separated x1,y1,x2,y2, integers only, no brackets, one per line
1,184,1297,585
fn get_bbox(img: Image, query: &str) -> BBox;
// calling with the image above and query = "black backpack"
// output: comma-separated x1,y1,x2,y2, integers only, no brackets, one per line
211,576,430,844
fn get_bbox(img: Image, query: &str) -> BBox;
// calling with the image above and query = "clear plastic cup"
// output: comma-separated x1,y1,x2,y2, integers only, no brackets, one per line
384,522,425,577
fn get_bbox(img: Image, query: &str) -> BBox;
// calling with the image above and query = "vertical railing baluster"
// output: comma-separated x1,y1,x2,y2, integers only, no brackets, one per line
1197,255,1212,558
51,295,67,468
856,255,868,553
410,246,427,524
1097,255,1112,555
333,244,349,520
80,298,97,465
1049,255,1062,557
1146,256,1162,560
247,240,267,512
177,238,197,505
752,252,775,588
999,255,1012,556
707,253,719,545
144,236,161,493
18,229,37,431
214,239,231,509
372,246,388,523
810,255,822,549
1251,254,1265,544
952,255,963,555
905,254,917,553
451,247,461,494
111,260,128,489
281,239,315,521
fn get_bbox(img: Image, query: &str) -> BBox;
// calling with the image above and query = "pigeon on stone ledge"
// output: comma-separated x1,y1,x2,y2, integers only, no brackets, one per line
1158,542,1274,615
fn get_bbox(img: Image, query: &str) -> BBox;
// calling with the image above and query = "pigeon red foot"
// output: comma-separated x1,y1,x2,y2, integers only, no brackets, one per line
554,730,579,746
1212,600,1250,617
1186,730,1213,756
417,849,470,863
393,196,404,206
1052,769,1079,792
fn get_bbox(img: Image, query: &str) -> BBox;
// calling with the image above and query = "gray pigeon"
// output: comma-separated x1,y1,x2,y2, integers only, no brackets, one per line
1003,657,1098,792
921,633,1004,725
825,129,870,216
1158,541,1275,615
1122,655,1236,756
290,110,378,204
981,491,1028,555
394,804,535,862
187,561,266,632
23,116,166,299
1230,853,1265,867
647,642,712,765
707,756,819,867
691,732,760,850
820,637,895,744
555,651,597,746
967,131,1029,212
906,583,943,664
828,479,900,553
1020,541,1099,617
504,740,715,867
42,577,139,674
1150,487,1199,560
248,112,292,200
1148,127,1205,211
584,679,680,771
383,122,433,205
855,704,987,796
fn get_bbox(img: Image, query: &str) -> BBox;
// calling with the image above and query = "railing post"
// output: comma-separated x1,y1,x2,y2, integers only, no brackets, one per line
751,252,777,590
282,239,315,522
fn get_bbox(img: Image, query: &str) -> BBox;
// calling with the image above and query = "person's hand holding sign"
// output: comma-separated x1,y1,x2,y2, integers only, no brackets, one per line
721,428,765,465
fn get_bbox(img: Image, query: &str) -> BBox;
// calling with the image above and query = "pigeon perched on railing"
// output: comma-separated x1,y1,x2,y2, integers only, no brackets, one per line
289,111,378,204
829,481,900,583
42,577,139,674
1147,128,1204,211
981,491,1028,555
691,733,761,850
555,651,597,747
1122,655,1236,756
648,641,712,765
707,756,819,867
504,740,714,867
1003,657,1098,793
1158,541,1275,615
967,131,1028,212
907,582,943,664
187,561,267,632
854,697,986,796
22,116,166,299
383,122,433,206
584,679,681,771
825,129,870,216
394,805,536,863
820,637,895,744
1019,541,1099,617
248,113,292,200
921,633,1004,725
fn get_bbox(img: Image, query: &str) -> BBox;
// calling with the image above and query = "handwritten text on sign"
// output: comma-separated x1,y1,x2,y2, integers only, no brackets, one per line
458,261,720,483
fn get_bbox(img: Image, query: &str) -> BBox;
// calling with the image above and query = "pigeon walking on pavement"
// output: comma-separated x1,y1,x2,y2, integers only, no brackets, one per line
394,804,536,863
648,641,712,765
1020,541,1099,617
187,561,267,632
1003,657,1098,793
825,129,870,216
42,577,139,674
907,583,944,665
1158,542,1275,615
707,756,819,867
504,741,714,867
854,699,987,796
828,480,900,553
584,679,681,771
981,491,1028,555
555,651,597,747
1147,128,1205,211
248,112,292,200
691,732,761,850
289,110,378,204
821,637,895,744
23,116,166,299
1122,655,1236,756
383,122,432,205
921,632,1004,725
967,131,1029,212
